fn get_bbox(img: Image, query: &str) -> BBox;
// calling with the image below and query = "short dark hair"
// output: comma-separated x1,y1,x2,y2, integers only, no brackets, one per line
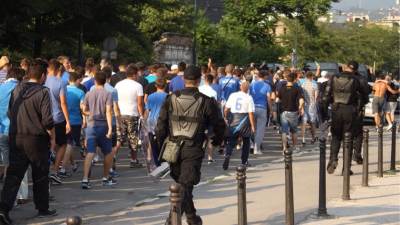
259,70,268,78
184,65,201,80
287,72,296,82
201,65,208,74
48,59,63,73
28,59,48,80
135,62,146,71
102,66,113,80
178,62,186,72
126,64,138,78
306,71,314,79
155,77,166,89
95,71,107,85
205,74,214,84
69,72,81,83
7,67,25,81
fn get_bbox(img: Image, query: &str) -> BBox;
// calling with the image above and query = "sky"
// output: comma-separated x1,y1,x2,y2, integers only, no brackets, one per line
332,0,396,10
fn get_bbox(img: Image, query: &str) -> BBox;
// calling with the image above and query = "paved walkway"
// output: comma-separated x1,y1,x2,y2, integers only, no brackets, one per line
5,126,399,225
301,172,400,225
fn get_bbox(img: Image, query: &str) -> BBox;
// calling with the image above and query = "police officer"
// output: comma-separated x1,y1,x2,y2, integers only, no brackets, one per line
352,68,371,164
322,61,367,174
156,65,225,225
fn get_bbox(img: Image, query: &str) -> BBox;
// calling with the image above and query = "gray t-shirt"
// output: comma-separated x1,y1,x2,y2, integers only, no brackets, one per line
83,87,112,127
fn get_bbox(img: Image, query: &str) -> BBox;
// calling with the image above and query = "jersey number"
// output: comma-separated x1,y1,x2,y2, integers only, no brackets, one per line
235,98,243,111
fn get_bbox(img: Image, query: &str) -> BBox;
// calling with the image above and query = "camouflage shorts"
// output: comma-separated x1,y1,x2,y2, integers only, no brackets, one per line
117,116,140,151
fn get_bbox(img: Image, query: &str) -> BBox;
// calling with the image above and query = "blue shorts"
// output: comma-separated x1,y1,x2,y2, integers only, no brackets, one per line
281,111,299,134
86,126,112,155
303,104,318,124
67,125,82,146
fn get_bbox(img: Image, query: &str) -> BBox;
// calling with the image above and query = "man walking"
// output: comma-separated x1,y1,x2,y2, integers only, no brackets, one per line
115,64,144,168
322,61,367,174
156,66,225,225
249,70,272,155
0,59,57,224
276,72,304,153
300,71,318,145
223,81,256,170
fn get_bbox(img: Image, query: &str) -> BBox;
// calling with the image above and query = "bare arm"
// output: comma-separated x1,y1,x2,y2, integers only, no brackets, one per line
299,97,305,115
386,84,399,94
113,102,121,128
248,112,256,133
137,95,144,117
106,105,112,138
60,94,71,133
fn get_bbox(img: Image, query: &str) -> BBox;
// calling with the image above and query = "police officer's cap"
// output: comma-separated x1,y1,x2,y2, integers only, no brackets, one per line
347,61,359,71
184,65,201,80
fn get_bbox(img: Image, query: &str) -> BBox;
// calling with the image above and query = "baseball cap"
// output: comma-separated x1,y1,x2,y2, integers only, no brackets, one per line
321,71,328,77
347,60,359,71
184,65,201,80
171,64,178,70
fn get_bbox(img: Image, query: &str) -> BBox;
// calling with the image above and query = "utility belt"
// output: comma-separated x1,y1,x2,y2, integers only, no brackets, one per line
159,136,208,164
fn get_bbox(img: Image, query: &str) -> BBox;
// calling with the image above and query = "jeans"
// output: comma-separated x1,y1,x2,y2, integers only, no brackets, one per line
254,107,267,152
281,111,299,134
226,135,250,165
0,135,9,166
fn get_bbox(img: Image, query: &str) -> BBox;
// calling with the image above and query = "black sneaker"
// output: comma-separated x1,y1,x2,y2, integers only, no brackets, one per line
102,177,117,186
342,169,354,176
37,209,57,218
130,160,143,168
81,181,92,189
57,171,71,178
222,157,230,170
49,173,62,184
0,211,12,225
353,155,363,165
187,215,202,225
327,160,338,174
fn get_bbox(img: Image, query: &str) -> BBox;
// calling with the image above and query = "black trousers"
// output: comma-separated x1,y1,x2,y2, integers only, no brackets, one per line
330,105,356,163
170,145,204,216
0,136,50,213
352,111,364,158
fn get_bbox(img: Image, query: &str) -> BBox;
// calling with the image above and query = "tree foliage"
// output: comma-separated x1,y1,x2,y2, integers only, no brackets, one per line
283,20,399,72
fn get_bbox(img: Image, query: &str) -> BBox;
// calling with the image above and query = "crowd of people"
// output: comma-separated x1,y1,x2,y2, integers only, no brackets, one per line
0,54,398,224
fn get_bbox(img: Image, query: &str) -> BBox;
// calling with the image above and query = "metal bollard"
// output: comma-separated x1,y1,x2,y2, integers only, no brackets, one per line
362,129,369,187
284,148,294,225
236,165,247,225
342,132,351,200
317,138,329,217
390,121,397,172
169,183,182,225
378,125,383,177
66,216,82,225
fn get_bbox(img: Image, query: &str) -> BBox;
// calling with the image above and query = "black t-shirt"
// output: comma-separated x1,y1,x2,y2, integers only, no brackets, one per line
278,84,303,112
145,82,169,96
387,82,399,102
110,72,127,87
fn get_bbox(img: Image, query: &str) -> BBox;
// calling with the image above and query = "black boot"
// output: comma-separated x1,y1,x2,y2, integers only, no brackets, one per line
327,160,338,174
352,155,363,165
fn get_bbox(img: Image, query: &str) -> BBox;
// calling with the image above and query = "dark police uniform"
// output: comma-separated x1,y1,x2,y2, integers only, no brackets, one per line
322,64,366,174
156,66,225,225
352,73,371,164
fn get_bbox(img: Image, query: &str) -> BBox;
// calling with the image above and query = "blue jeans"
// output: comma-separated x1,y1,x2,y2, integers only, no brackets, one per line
225,135,250,165
281,111,299,134
254,107,267,152
0,135,9,166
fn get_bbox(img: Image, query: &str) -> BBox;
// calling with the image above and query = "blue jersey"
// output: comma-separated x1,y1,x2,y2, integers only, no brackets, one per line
211,83,221,101
250,80,271,109
219,76,240,102
67,85,85,125
146,92,168,131
169,75,185,93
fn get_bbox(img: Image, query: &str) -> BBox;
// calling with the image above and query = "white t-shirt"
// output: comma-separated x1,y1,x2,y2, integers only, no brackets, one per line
199,85,217,100
225,91,255,113
115,79,144,116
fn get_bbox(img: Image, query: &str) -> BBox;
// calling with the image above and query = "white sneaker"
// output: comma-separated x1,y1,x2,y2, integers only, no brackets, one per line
254,150,263,155
386,124,393,131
